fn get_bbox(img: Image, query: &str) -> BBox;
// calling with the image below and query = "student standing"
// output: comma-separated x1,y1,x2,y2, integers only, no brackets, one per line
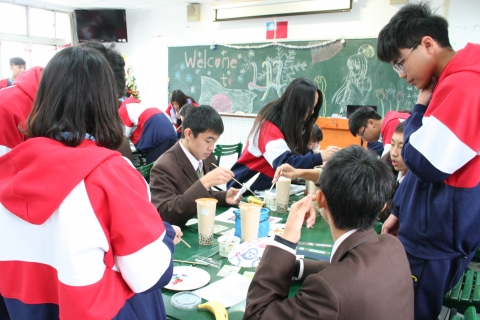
228,77,339,192
378,3,480,319
0,46,180,320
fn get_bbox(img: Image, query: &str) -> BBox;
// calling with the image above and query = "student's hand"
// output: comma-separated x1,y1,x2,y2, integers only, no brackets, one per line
318,146,341,162
382,214,399,237
172,225,183,245
273,164,298,183
200,167,234,189
282,195,316,243
417,77,437,106
225,187,242,205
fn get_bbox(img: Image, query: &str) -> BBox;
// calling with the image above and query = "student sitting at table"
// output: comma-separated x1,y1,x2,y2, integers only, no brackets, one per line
228,77,339,192
150,105,241,227
244,145,413,320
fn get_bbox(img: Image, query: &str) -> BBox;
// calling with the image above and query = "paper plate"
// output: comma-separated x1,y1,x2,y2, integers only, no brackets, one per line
164,266,211,291
227,238,271,268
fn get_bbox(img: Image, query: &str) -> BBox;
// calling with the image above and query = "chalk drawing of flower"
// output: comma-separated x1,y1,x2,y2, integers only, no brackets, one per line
185,74,193,82
174,71,181,80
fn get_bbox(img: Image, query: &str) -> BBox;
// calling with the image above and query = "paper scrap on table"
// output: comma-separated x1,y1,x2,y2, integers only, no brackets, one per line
217,265,241,277
243,271,255,279
268,223,285,237
215,207,237,224
185,218,198,226
193,273,252,308
214,224,229,234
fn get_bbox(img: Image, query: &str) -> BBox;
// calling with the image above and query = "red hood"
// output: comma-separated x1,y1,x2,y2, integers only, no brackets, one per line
0,138,120,224
14,66,43,101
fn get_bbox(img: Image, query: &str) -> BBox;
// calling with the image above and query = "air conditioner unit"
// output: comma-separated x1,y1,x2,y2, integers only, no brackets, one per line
212,0,352,21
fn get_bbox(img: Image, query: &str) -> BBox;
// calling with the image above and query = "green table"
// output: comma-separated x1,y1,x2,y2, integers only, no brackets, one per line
163,196,334,320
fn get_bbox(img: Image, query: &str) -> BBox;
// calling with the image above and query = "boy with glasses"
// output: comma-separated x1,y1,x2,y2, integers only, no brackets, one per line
378,2,480,319
348,106,409,157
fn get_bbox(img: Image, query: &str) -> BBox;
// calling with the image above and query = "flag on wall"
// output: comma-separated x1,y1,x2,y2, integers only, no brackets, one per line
266,21,288,39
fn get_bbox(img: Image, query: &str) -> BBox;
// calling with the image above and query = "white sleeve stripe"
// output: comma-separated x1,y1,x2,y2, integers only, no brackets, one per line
270,241,296,256
264,139,290,167
0,145,11,157
116,231,172,293
410,116,477,174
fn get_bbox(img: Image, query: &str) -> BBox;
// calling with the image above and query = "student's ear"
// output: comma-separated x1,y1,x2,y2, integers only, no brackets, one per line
368,118,376,128
183,128,192,140
421,36,436,54
316,189,327,209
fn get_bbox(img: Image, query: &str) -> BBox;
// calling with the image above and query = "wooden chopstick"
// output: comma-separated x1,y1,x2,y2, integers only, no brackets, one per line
179,237,191,248
210,163,256,195
262,167,283,206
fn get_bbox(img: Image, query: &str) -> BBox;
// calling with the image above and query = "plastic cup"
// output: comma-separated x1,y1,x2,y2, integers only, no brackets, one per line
195,198,218,245
218,235,241,257
239,203,262,242
276,177,291,213
265,195,277,211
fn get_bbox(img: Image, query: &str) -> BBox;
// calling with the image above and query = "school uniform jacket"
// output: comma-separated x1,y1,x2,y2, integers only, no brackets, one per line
380,111,410,156
0,67,42,157
244,230,414,320
228,120,323,191
393,43,480,260
119,97,177,154
150,141,227,227
0,78,10,90
0,138,175,320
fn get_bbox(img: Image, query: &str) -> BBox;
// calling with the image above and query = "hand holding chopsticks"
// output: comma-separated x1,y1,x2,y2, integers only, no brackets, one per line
210,163,256,195
262,166,283,206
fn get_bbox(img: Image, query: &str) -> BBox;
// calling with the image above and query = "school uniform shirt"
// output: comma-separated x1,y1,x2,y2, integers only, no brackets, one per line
228,120,323,191
119,97,177,154
0,138,175,320
380,110,410,156
0,67,42,157
393,42,480,260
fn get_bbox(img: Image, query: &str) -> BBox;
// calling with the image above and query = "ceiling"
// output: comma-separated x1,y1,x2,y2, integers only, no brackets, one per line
1,0,212,11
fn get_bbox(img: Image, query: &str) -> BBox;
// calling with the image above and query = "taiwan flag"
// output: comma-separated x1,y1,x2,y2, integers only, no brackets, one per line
266,21,288,39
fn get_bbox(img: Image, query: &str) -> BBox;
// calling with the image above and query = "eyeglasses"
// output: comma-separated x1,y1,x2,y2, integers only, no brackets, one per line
393,42,419,75
359,124,367,139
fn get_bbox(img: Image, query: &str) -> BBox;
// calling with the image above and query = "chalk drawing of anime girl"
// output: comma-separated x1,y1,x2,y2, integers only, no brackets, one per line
332,52,372,115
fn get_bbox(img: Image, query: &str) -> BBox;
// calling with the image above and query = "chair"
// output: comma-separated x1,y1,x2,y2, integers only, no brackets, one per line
213,142,243,166
136,162,155,179
449,306,480,320
443,269,480,314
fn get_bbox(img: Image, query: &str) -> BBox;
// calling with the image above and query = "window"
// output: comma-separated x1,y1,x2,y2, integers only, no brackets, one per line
0,3,71,79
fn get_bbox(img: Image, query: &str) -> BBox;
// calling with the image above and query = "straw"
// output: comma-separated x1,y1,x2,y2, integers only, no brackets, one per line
211,163,256,195
179,237,191,248
262,167,283,206
173,259,207,265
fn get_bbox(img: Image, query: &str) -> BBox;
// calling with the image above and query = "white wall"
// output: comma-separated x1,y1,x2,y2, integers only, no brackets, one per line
117,0,480,108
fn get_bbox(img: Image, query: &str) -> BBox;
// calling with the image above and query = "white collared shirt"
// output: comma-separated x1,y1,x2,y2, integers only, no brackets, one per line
397,171,405,184
330,229,357,263
179,139,203,173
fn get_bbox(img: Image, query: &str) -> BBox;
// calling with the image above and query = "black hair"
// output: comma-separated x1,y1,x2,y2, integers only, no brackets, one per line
170,90,197,108
179,103,194,118
10,57,26,66
182,105,224,138
25,46,124,150
319,145,396,231
310,124,323,143
79,41,126,99
348,106,382,136
249,77,322,155
394,121,405,134
377,2,451,63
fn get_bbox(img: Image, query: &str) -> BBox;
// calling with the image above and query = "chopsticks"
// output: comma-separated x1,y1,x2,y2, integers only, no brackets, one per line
262,167,283,206
210,163,256,195
179,237,191,248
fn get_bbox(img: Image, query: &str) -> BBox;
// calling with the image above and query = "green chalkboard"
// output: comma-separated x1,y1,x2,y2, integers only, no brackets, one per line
168,39,419,117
